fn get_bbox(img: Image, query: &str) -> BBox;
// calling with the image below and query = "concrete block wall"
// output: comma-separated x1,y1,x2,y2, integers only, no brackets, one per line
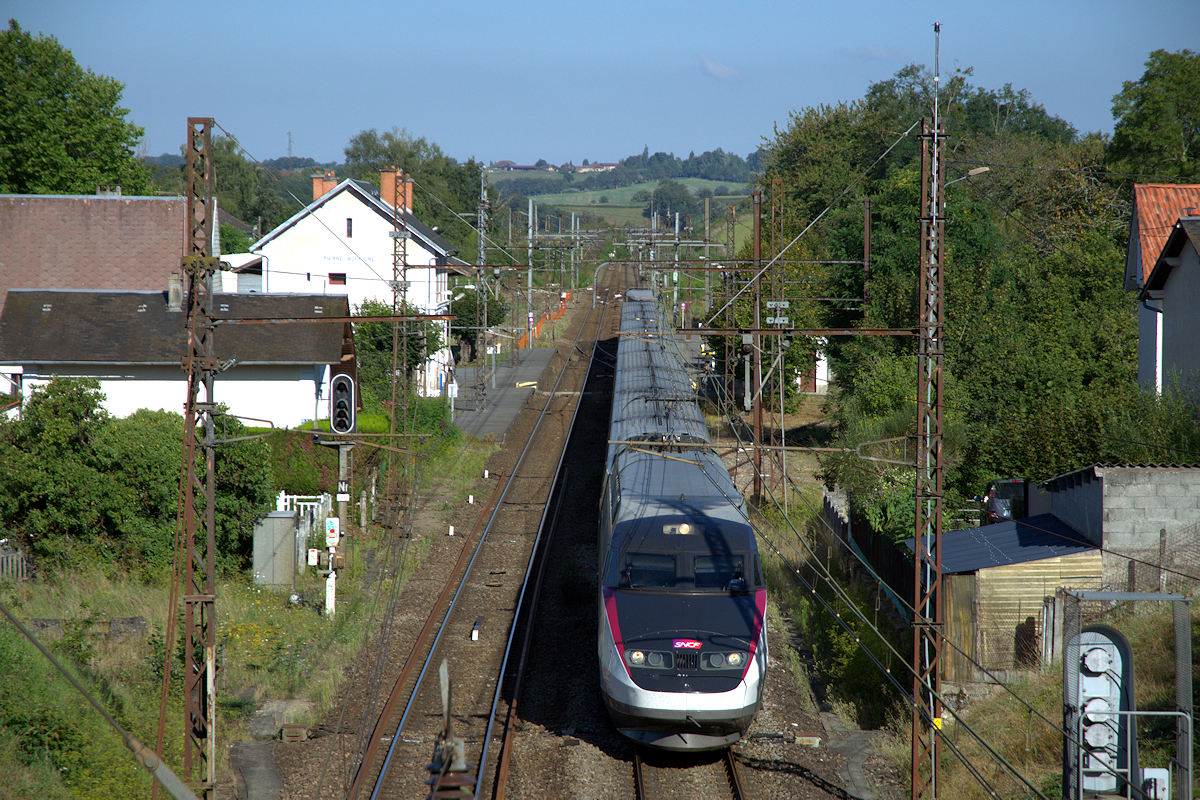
1097,466,1200,585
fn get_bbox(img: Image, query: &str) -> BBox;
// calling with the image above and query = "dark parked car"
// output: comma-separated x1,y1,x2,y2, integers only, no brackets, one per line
981,478,1027,525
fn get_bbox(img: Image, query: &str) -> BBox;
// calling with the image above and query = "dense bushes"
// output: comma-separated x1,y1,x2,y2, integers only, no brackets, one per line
0,378,274,573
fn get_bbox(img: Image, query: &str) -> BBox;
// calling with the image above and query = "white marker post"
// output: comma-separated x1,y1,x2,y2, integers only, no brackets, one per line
324,517,340,616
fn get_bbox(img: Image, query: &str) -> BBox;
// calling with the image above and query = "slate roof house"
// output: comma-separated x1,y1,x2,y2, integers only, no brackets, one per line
0,190,197,317
238,169,468,397
1125,184,1200,392
0,289,353,428
908,515,1102,681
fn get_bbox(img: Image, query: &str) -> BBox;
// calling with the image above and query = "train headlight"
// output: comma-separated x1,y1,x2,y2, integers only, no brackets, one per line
625,649,670,669
701,651,748,670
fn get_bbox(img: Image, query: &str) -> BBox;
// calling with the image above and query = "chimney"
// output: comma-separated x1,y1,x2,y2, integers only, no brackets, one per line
167,272,184,312
403,177,413,214
381,167,399,210
312,170,338,201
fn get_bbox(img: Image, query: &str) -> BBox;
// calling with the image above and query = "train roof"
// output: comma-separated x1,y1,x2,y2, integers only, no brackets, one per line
609,291,710,446
612,449,744,515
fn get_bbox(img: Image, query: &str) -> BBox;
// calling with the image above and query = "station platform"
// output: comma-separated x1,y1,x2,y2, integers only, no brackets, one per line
451,347,557,440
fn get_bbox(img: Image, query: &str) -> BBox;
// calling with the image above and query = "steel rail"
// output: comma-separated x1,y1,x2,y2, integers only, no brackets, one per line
345,473,508,800
633,749,647,800
723,749,748,800
366,281,602,799
487,282,613,798
489,469,571,799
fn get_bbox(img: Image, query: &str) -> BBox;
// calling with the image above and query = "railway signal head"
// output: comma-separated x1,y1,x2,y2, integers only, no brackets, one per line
330,374,356,434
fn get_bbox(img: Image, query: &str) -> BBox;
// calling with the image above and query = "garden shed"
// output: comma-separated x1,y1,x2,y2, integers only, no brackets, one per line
909,513,1102,682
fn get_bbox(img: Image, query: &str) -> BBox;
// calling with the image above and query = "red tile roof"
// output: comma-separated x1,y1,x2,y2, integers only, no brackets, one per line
1132,184,1200,284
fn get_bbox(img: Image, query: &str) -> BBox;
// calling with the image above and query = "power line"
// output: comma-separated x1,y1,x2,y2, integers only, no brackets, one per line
637,320,1046,798
0,599,200,800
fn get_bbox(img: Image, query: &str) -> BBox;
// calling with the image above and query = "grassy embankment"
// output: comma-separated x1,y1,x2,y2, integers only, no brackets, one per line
0,421,497,798
755,490,1199,799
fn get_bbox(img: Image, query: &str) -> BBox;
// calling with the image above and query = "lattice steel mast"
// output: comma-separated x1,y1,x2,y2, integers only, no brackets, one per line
174,117,219,798
911,23,947,800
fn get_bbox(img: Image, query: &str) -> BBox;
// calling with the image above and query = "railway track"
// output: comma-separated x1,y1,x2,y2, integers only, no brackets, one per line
274,263,856,799
633,747,749,800
346,269,625,798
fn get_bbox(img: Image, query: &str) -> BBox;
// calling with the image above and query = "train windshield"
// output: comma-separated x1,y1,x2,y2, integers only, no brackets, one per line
621,552,677,588
608,550,755,592
694,555,745,589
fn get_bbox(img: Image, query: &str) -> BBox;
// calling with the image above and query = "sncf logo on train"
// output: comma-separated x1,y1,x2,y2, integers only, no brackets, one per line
673,639,702,649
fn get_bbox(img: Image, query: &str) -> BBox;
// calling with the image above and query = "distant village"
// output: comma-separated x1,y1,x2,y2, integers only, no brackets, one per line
487,160,618,174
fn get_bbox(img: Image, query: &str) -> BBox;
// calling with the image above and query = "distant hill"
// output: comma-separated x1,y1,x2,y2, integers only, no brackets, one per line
141,154,334,171
144,153,184,168
488,147,764,199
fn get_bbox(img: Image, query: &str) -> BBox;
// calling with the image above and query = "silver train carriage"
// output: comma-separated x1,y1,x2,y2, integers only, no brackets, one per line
598,288,767,751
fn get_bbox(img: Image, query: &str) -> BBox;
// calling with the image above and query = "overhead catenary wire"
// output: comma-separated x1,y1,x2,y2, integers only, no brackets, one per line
644,313,1048,799
684,318,1160,797
704,118,922,326
670,296,1160,796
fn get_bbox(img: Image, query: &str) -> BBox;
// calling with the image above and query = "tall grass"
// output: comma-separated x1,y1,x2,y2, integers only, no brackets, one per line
0,426,501,796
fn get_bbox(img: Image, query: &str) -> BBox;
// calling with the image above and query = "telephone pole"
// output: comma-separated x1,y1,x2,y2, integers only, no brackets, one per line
751,191,763,500
476,173,489,400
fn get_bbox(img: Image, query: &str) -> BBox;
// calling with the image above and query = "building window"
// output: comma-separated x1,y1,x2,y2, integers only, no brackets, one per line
346,218,353,238
330,273,347,286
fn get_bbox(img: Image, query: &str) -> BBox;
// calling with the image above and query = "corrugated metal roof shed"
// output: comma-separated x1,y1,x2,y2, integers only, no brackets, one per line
906,513,1095,574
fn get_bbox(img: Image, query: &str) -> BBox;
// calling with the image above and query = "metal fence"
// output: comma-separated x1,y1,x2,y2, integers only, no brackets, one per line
0,545,30,580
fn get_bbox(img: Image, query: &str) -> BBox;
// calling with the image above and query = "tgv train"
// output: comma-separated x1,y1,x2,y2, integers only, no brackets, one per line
598,288,767,751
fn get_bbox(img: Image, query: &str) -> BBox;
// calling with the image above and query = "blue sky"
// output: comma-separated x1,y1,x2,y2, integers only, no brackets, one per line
7,0,1198,166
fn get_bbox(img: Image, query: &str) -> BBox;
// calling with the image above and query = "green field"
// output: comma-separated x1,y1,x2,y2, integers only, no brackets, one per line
531,177,747,206
525,178,755,235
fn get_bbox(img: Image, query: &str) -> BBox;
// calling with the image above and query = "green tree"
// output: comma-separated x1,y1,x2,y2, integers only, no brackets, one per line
0,379,274,572
353,299,445,413
219,223,252,254
1108,49,1200,179
212,136,291,234
0,19,149,194
642,178,695,219
0,379,120,566
448,289,508,361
